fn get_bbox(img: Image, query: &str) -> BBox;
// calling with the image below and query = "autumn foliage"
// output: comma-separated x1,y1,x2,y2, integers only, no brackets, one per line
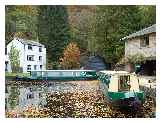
60,42,80,69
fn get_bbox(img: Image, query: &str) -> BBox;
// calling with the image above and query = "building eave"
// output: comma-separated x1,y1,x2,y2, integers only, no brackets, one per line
121,24,156,41
14,38,45,47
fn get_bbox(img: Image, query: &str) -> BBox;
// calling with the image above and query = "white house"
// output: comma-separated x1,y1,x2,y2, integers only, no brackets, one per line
5,38,46,73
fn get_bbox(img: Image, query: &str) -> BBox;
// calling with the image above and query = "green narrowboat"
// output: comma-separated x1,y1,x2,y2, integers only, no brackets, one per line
98,70,144,110
26,70,98,81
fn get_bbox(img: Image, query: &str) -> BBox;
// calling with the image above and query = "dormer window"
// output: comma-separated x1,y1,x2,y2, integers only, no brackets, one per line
28,44,32,50
39,47,42,52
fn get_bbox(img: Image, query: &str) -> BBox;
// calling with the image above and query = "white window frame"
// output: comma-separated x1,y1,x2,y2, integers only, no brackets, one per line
27,65,31,70
28,44,32,50
39,56,42,61
34,65,37,70
27,55,34,61
39,47,42,52
40,65,42,70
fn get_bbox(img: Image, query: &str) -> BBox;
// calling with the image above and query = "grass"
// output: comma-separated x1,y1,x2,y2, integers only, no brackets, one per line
5,72,30,78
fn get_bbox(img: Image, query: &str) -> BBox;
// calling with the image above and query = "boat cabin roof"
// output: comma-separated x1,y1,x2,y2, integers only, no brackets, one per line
28,70,96,72
100,70,129,75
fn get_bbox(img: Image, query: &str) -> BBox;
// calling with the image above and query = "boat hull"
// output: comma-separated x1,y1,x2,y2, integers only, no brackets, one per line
104,91,144,110
110,97,141,110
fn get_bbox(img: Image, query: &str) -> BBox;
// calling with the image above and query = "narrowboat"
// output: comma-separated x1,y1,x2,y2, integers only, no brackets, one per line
26,70,98,81
98,70,144,110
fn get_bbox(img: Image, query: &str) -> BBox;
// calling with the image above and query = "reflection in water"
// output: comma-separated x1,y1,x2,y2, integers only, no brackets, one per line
5,80,155,118
6,84,47,112
6,86,19,110
5,81,99,112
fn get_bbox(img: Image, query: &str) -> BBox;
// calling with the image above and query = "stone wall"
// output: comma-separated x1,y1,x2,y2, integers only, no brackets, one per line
125,32,156,58
140,85,156,99
138,76,156,104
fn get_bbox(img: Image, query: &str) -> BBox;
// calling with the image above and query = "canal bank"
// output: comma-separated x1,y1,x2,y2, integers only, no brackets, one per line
138,76,156,99
138,76,156,117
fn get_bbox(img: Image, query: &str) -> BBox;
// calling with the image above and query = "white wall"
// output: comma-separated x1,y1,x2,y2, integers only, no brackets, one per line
108,75,119,92
23,43,46,72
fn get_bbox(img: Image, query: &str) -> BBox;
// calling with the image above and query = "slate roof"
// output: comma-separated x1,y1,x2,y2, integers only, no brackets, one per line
121,24,156,40
16,38,45,47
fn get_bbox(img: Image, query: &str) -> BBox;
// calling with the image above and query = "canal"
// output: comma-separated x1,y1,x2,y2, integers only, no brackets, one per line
5,80,155,118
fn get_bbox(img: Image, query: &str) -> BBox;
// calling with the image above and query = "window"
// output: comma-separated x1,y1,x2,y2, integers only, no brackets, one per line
27,55,34,61
5,61,8,71
28,44,32,50
118,75,130,92
27,65,31,70
39,56,42,61
40,65,42,70
39,47,42,52
103,75,111,85
140,35,149,47
34,65,37,70
5,48,7,55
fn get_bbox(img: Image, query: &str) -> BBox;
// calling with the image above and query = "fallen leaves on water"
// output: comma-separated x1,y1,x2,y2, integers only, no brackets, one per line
5,80,155,118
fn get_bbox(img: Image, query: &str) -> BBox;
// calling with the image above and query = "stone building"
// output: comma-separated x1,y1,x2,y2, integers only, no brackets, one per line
122,24,156,76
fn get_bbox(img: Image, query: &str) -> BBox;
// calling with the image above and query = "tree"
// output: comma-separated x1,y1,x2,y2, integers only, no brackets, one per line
139,6,156,28
5,5,38,45
9,45,20,73
94,5,155,67
60,42,80,69
38,5,71,68
67,6,96,54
